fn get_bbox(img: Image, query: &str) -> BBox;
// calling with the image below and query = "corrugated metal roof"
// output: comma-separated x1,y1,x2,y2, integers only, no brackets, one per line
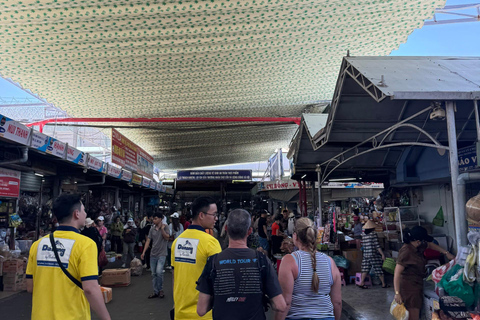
345,56,480,100
0,0,445,169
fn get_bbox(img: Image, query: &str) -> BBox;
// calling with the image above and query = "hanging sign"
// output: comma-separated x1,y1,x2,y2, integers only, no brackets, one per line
107,164,122,179
111,129,126,167
132,174,142,185
258,180,300,191
0,114,31,145
142,177,151,188
150,180,156,190
137,147,154,180
0,168,21,198
176,170,252,181
66,146,86,165
121,169,132,182
30,130,50,152
87,155,107,173
458,145,477,172
111,129,153,179
46,138,67,159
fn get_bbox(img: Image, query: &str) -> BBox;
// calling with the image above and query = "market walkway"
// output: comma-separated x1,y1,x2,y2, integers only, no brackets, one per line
1,265,356,320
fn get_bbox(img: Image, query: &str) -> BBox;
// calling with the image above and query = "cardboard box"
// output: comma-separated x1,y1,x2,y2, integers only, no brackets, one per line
2,273,24,284
100,286,112,303
3,259,23,274
3,280,25,292
342,249,363,273
100,268,131,287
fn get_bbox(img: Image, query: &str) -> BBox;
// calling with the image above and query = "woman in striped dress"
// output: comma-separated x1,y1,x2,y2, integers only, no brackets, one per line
275,218,342,320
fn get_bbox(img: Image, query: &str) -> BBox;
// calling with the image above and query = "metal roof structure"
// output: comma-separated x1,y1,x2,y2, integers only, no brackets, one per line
0,0,445,169
290,56,480,183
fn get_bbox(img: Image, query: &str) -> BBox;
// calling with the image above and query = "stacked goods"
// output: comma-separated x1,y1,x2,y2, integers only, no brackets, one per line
2,259,25,292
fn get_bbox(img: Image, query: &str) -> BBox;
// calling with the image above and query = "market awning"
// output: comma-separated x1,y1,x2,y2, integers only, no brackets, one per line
0,1,445,169
290,56,480,182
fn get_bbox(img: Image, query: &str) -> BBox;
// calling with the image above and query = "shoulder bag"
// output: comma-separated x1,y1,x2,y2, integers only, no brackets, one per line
49,232,83,289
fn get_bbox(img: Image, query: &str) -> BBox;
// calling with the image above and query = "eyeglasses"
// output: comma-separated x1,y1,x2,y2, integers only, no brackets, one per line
203,212,218,218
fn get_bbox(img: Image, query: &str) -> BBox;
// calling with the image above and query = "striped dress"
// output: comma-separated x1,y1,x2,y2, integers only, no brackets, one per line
288,250,334,319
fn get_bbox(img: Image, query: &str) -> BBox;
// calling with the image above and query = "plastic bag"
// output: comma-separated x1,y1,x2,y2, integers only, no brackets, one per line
390,300,409,320
432,258,456,283
464,244,477,283
332,255,350,269
130,257,143,276
440,264,475,307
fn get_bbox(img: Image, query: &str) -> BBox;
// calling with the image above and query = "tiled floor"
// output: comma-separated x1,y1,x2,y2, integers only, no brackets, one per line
341,278,395,319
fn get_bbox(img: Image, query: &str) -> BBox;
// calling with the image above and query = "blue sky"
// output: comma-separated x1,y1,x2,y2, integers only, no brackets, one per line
1,0,479,102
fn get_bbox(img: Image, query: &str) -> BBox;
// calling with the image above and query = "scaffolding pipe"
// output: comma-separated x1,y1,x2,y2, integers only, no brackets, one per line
446,101,467,249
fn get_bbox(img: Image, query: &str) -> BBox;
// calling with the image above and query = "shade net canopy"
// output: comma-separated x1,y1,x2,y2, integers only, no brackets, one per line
0,0,444,169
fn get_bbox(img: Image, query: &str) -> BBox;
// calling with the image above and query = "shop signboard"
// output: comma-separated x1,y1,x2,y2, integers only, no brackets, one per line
165,186,174,195
458,145,477,172
30,130,50,152
258,180,300,191
176,170,252,181
150,180,156,190
132,173,142,185
0,168,21,198
121,169,132,182
107,164,122,179
142,177,151,188
46,138,67,159
0,114,31,145
111,129,154,179
87,155,107,174
156,183,162,191
66,146,86,165
316,182,384,189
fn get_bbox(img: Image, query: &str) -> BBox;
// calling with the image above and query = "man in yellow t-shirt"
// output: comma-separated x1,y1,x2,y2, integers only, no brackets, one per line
172,196,221,319
26,193,111,320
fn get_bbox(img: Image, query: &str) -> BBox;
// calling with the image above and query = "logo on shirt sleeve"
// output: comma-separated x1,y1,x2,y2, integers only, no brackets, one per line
174,238,199,264
37,237,75,268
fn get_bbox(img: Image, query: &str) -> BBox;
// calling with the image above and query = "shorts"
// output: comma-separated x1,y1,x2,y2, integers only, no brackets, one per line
258,237,269,252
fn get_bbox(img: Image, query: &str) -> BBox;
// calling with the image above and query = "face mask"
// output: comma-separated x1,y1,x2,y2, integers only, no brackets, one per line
418,241,428,252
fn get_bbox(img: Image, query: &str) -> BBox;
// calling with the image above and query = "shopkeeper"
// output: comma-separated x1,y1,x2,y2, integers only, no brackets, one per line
394,226,455,320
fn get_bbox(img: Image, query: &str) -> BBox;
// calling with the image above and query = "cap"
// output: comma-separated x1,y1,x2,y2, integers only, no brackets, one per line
407,226,434,242
85,218,94,226
362,220,377,230
97,216,104,221
289,212,294,218
171,212,180,219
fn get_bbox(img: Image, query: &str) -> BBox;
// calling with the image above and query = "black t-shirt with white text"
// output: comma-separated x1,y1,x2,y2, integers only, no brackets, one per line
196,248,282,320
257,217,267,238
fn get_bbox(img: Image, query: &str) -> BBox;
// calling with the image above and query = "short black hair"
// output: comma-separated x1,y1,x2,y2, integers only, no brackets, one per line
275,214,283,221
52,193,83,223
153,211,164,219
191,196,217,220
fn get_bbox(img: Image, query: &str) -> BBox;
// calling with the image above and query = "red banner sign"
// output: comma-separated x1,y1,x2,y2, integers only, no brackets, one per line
0,168,21,198
111,129,153,179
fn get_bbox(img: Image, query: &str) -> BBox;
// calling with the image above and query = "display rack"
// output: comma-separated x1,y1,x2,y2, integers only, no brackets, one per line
383,206,420,243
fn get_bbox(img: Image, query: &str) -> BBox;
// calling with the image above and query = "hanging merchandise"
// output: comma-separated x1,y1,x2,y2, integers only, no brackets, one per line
439,264,475,307
466,193,480,225
8,213,22,228
433,206,445,227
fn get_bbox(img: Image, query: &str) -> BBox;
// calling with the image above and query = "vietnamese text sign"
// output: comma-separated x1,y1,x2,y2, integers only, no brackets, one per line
87,155,107,173
315,182,384,189
150,180,156,190
111,129,126,167
176,170,252,181
30,130,50,152
137,147,154,180
0,168,21,198
142,177,151,188
0,114,31,145
107,164,122,179
111,129,153,179
46,138,67,158
459,145,477,172
66,146,86,165
258,180,300,191
121,169,132,182
132,174,142,185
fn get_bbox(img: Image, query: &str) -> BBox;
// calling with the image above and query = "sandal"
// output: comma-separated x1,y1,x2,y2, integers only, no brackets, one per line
356,285,369,289
159,291,165,299
382,284,391,288
148,293,159,299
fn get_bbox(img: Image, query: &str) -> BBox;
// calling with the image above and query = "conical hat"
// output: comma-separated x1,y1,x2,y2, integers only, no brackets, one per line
363,219,377,230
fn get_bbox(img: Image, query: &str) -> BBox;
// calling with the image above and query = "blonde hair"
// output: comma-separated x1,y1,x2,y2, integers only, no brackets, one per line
294,217,319,292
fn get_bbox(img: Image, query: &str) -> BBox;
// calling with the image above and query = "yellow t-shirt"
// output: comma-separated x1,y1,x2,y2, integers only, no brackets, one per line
26,226,99,320
172,225,221,320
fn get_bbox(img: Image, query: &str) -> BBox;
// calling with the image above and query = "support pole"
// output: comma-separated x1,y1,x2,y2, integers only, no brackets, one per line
474,100,480,141
316,165,323,226
446,101,467,248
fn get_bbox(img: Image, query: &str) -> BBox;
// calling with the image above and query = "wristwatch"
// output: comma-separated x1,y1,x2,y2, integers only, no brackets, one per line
395,291,400,295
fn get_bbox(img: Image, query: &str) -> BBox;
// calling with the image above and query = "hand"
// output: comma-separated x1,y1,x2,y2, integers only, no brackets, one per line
394,293,403,304
446,252,455,260
161,224,166,230
141,253,144,260
381,254,385,261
